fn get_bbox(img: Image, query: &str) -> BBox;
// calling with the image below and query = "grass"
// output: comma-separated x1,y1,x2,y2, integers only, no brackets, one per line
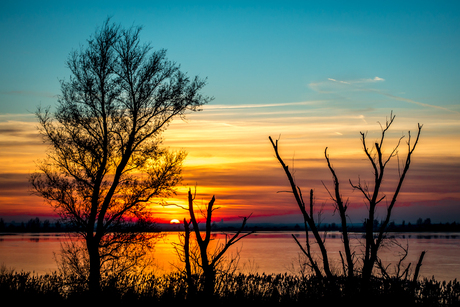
1,267,459,306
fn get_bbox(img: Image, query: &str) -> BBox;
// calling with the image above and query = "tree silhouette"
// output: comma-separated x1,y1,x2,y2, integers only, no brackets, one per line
30,19,211,293
270,112,423,281
269,138,332,279
347,113,422,280
173,189,253,297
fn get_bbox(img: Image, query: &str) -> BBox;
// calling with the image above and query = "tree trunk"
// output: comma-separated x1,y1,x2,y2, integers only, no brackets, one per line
183,219,196,297
87,239,101,294
203,265,216,297
412,251,426,283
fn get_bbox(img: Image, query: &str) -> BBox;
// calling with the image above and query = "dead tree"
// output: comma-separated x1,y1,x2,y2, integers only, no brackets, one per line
323,148,354,278
269,137,333,279
270,112,423,281
181,218,196,295
348,113,422,280
175,189,253,296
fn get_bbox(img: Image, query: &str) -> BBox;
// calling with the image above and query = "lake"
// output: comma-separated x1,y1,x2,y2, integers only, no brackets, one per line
1,231,459,282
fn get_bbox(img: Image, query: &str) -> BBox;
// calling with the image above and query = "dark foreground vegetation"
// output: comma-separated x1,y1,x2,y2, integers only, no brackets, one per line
1,268,459,307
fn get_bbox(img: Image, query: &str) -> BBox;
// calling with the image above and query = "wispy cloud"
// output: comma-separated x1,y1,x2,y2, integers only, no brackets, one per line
203,100,322,110
369,89,460,114
328,78,350,84
310,76,459,114
309,76,384,93
1,90,56,98
327,76,385,84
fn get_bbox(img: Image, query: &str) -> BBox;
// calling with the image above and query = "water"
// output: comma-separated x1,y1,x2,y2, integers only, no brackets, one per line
1,232,459,281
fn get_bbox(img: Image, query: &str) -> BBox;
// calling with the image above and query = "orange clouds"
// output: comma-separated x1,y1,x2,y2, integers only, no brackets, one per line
1,104,459,223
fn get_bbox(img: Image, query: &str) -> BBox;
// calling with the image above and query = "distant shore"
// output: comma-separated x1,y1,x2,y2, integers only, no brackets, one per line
1,216,459,233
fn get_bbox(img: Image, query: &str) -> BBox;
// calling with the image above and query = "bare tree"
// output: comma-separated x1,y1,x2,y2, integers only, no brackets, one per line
270,112,423,281
269,137,332,279
323,147,354,278
173,189,253,297
30,19,211,293
348,112,422,280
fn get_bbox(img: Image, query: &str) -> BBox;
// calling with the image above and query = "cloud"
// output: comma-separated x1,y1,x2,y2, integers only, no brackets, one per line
358,114,368,124
0,114,35,122
203,100,322,110
1,90,56,98
0,120,40,139
309,76,385,93
328,78,350,84
327,76,385,84
365,88,460,114
310,76,459,114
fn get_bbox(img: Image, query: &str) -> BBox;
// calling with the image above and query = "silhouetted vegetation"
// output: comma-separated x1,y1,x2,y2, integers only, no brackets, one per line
170,189,253,297
270,112,425,281
1,266,459,306
28,18,210,293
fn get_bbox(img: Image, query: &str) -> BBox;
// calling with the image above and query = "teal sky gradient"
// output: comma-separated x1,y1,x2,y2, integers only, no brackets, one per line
1,1,459,113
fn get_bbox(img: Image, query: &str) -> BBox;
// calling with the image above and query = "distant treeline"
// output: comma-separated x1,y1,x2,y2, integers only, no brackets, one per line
0,217,157,233
2,217,460,233
0,217,75,233
217,218,460,233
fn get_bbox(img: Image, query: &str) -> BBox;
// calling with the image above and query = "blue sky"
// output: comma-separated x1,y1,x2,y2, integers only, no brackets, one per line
1,1,459,223
1,1,459,113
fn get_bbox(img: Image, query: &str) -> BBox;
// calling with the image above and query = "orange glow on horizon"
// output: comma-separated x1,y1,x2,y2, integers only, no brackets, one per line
1,106,459,223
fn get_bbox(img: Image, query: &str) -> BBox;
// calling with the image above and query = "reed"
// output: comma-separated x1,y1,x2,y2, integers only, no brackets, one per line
1,266,459,306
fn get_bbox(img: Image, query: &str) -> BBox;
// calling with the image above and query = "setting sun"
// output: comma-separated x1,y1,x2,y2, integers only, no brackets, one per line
170,219,180,224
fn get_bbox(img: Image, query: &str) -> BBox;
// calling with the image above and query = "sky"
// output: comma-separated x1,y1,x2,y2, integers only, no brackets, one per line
0,1,459,225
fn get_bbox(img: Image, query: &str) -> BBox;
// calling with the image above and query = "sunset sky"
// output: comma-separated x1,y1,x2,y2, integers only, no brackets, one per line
1,1,459,225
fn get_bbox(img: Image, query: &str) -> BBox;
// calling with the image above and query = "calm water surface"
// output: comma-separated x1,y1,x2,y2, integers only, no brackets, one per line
1,232,459,282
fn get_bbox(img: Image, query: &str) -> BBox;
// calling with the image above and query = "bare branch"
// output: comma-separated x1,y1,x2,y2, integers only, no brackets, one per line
269,136,333,279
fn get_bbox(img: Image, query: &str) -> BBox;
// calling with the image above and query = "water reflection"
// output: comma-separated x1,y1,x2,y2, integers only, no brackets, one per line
0,232,459,282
